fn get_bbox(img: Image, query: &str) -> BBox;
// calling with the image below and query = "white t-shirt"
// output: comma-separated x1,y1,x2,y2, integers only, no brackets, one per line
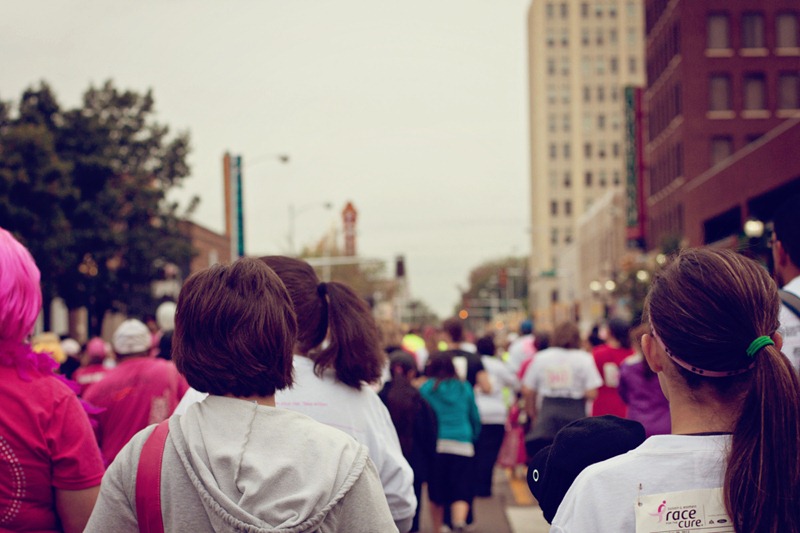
521,347,602,399
275,356,416,529
171,356,416,531
507,334,535,374
551,434,730,532
475,355,520,425
779,275,800,372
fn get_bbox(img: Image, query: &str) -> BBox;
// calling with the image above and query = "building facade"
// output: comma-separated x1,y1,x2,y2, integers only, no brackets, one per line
527,0,646,324
644,0,800,248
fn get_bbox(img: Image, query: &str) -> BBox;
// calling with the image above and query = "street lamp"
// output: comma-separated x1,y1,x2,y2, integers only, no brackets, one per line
288,201,334,256
743,218,765,238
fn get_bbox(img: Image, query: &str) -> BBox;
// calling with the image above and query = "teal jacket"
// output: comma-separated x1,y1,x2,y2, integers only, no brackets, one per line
420,378,481,444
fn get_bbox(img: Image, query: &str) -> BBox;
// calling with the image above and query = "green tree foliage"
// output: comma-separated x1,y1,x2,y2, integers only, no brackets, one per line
0,81,193,333
457,256,529,319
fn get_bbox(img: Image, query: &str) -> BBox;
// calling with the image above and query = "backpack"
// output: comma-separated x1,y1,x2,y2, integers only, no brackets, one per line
136,419,170,533
780,289,800,320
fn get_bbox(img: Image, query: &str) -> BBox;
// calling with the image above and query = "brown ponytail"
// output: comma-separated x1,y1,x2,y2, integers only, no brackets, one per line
260,256,384,389
646,248,800,533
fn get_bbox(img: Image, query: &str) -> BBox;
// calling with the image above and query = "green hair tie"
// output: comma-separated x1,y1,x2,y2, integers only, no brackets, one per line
746,336,775,357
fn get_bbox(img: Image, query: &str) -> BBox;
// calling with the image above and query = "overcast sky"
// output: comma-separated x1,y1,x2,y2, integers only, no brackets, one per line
2,0,532,317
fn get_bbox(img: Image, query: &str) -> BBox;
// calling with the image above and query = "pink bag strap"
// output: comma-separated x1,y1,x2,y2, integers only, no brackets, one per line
136,419,170,533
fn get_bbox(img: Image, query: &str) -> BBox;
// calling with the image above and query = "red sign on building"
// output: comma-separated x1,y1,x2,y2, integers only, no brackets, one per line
342,202,358,256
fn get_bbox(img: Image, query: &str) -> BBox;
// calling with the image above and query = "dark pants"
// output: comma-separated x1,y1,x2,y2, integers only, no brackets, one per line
473,424,506,497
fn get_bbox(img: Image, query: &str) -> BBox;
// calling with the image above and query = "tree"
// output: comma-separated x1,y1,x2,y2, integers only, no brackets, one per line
0,81,193,334
457,256,529,321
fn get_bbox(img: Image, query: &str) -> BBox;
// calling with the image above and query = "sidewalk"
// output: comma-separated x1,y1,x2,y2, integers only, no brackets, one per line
417,467,550,533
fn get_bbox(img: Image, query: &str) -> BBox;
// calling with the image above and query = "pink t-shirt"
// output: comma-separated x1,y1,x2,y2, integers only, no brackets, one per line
0,365,105,531
73,363,110,395
591,344,634,417
83,357,188,465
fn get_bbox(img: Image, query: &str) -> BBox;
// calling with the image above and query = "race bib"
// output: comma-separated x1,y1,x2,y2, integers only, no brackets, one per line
544,365,573,390
603,362,620,387
635,488,733,532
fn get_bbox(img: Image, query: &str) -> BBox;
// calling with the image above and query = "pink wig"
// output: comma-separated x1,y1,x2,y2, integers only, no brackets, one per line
0,228,42,343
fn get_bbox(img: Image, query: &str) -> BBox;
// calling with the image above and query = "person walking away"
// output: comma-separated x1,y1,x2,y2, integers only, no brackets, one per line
473,334,520,497
0,227,104,533
84,318,188,465
85,258,397,532
73,337,110,395
591,317,634,417
551,248,800,532
618,323,671,437
507,319,536,375
379,351,438,533
771,194,800,371
520,322,602,458
421,353,481,533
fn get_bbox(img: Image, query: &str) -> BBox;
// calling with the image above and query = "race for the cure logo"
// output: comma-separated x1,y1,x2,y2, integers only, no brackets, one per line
652,503,704,529
648,500,667,522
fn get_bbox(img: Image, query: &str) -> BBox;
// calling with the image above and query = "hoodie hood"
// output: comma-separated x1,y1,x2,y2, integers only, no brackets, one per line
171,395,368,532
424,378,470,407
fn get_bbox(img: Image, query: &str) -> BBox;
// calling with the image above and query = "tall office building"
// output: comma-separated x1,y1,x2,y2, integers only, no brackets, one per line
527,0,646,319
644,0,800,249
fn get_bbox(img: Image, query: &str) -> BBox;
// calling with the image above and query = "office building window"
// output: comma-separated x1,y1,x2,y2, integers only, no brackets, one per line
610,28,618,44
548,114,556,132
611,87,619,101
547,28,555,47
743,73,766,110
598,114,606,130
560,3,568,18
563,113,571,132
610,57,618,74
551,229,559,245
613,142,620,157
565,229,573,244
561,28,569,47
548,85,557,104
599,171,607,187
561,57,570,76
598,142,607,158
565,200,572,215
582,28,590,46
597,86,605,101
709,75,732,111
547,58,556,75
627,27,637,46
629,57,637,74
583,113,593,132
581,2,589,18
585,171,593,186
613,171,621,185
582,56,592,75
584,143,592,158
596,29,604,46
777,13,799,48
707,14,730,49
551,200,558,216
626,1,636,18
595,4,603,18
611,113,621,130
583,85,591,102
742,13,765,49
564,172,572,188
546,3,554,18
549,144,557,159
597,57,606,75
563,143,571,159
562,83,570,103
549,171,558,188
779,73,800,109
710,136,733,165
609,3,617,18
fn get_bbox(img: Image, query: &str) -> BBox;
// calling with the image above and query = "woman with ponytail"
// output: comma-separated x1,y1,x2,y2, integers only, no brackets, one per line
260,256,416,533
551,248,800,532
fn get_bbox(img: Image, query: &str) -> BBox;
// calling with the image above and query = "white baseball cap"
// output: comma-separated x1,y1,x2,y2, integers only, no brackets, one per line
112,319,151,355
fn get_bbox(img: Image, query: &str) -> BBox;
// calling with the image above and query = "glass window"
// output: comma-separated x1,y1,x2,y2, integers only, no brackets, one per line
743,74,766,110
584,143,592,158
582,28,590,46
597,57,606,75
563,113,571,132
609,2,617,18
742,13,765,48
564,172,572,188
563,143,571,159
565,229,573,244
777,13,799,48
585,171,593,186
595,4,603,18
549,171,558,188
583,113,593,132
599,170,607,187
550,144,557,159
583,85,591,102
596,29,604,46
597,86,605,101
707,14,730,49
598,142,607,158
709,75,732,111
598,114,606,130
613,142,620,157
548,114,556,132
547,28,555,47
548,58,556,75
626,1,636,18
582,56,592,75
610,28,618,44
779,73,800,109
581,2,589,18
546,3,554,18
610,57,619,74
561,83,570,103
565,200,572,215
561,28,569,46
551,229,558,245
551,201,558,216
710,136,733,165
613,171,621,185
629,57,637,74
627,27,637,46
560,3,568,18
611,87,619,101
548,85,557,104
561,57,570,76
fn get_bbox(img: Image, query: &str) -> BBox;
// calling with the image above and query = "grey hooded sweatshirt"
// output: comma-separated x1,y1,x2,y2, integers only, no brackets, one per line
85,395,398,533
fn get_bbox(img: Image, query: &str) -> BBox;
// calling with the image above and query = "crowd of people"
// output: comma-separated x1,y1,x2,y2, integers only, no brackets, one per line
0,194,799,533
